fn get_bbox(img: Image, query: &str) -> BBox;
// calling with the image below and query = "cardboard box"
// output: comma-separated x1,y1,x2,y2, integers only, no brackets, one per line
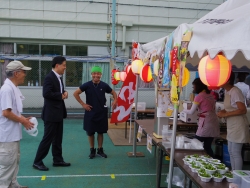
179,101,198,123
180,111,198,123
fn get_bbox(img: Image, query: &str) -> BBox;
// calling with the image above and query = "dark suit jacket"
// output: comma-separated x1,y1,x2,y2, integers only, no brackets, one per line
41,71,67,122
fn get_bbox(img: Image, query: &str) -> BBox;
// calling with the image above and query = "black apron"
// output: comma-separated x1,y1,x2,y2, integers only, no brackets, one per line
84,82,108,133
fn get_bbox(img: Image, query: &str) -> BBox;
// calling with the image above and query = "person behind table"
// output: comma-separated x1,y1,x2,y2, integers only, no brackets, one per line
217,71,250,170
73,66,117,159
182,78,220,157
234,72,250,105
0,61,34,188
245,74,250,106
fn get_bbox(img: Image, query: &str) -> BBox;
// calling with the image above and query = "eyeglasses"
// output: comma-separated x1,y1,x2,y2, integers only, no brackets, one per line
17,70,27,74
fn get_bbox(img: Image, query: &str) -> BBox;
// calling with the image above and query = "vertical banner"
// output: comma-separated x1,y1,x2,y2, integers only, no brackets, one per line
110,69,136,123
178,31,192,89
162,34,173,87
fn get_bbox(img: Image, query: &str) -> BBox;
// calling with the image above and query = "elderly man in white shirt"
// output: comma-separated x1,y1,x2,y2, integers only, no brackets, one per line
0,61,33,188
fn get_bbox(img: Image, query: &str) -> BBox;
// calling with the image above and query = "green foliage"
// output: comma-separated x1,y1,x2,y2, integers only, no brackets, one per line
224,172,233,178
204,163,216,170
213,172,223,178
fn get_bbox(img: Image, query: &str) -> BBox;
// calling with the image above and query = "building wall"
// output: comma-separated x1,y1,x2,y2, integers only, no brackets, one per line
0,0,224,49
0,0,224,109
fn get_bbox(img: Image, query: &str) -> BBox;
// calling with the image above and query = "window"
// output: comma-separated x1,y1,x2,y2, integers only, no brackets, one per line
19,60,39,86
41,61,53,86
66,61,84,87
41,45,63,55
66,46,87,56
17,44,39,54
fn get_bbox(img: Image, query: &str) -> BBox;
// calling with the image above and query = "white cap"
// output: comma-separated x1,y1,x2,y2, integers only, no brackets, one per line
6,61,32,72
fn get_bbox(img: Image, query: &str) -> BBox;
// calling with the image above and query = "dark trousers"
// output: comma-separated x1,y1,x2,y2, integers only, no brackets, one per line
195,135,214,157
34,121,64,165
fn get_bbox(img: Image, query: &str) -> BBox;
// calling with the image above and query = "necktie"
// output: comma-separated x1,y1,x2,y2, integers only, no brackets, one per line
60,77,64,94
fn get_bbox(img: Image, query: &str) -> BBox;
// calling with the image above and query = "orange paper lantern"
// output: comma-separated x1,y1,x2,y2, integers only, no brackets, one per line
198,55,232,90
119,71,127,82
131,60,143,75
140,64,153,83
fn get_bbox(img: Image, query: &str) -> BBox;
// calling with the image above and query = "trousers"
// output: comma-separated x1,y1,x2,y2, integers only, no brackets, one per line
228,141,243,170
0,142,20,188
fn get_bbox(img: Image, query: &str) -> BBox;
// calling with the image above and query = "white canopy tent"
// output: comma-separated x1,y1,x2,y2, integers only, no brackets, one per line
140,0,250,187
142,0,250,68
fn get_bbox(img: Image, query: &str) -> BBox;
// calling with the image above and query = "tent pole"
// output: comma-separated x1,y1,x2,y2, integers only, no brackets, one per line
133,75,139,154
168,102,179,188
127,75,144,157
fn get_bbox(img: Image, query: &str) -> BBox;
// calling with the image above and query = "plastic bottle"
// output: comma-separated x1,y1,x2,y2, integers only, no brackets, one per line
36,80,38,86
28,81,30,86
31,80,33,86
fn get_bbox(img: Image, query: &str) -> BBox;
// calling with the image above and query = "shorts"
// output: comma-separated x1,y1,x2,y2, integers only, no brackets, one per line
86,131,106,136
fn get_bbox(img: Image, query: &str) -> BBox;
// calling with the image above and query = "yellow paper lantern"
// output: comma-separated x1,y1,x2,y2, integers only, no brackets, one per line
114,71,120,81
182,67,190,87
140,64,153,83
153,59,159,76
119,71,127,82
131,60,144,75
198,55,232,90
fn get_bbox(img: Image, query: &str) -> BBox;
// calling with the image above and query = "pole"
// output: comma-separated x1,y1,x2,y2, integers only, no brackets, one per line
132,75,139,154
168,102,179,188
110,0,116,90
111,0,116,71
127,75,144,157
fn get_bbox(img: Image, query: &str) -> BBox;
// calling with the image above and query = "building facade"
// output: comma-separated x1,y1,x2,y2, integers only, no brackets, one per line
0,0,224,109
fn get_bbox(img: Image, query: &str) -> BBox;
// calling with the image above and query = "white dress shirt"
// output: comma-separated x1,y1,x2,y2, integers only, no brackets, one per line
52,69,63,93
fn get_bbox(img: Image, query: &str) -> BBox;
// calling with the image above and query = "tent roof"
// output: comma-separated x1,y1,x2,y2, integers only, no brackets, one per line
141,0,250,69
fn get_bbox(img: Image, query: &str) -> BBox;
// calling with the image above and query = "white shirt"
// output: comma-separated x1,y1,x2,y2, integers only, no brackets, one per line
226,86,245,108
52,69,63,93
0,81,22,142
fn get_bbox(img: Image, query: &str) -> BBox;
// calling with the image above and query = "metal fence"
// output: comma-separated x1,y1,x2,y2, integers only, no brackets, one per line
0,55,157,114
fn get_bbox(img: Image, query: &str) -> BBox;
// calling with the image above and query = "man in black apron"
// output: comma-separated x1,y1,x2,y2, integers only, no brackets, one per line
73,66,117,159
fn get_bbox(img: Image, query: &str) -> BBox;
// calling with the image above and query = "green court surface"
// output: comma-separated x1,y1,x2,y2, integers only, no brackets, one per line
17,118,169,188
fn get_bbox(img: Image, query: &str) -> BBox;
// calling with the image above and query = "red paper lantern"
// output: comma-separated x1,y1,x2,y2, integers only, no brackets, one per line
111,69,120,85
140,64,153,83
198,55,232,90
119,71,127,82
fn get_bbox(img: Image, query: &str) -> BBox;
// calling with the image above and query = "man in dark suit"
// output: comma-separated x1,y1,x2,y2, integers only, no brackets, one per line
33,56,70,171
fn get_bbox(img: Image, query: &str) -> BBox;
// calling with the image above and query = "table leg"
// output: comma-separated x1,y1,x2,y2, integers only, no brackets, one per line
188,179,192,188
184,175,187,188
156,146,163,188
125,121,127,138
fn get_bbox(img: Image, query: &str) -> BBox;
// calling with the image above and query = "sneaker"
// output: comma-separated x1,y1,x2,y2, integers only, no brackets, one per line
9,182,28,188
89,148,96,159
97,147,107,158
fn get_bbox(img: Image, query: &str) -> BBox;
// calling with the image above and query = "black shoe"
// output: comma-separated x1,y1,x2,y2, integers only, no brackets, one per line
97,147,107,158
33,164,49,171
89,148,96,159
53,161,71,167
